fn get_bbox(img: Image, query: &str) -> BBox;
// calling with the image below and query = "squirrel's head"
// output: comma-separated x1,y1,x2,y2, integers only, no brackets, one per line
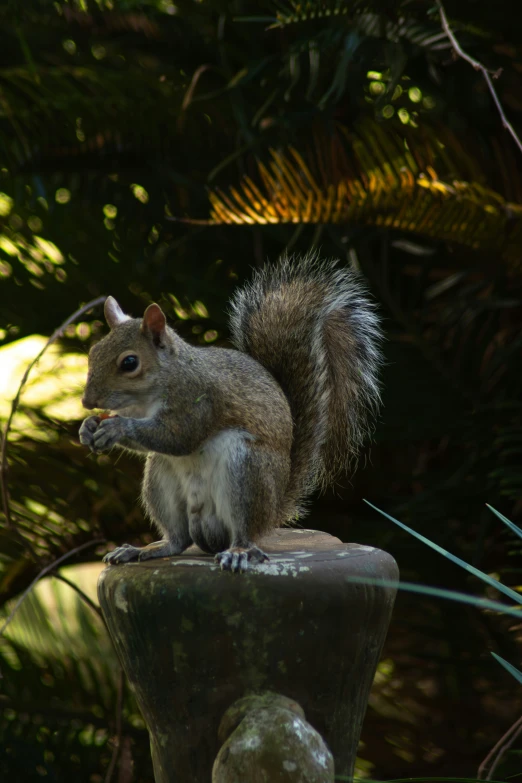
82,297,178,416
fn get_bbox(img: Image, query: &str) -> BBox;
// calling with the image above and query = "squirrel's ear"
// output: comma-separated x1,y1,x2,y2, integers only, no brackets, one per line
104,297,130,329
141,303,167,347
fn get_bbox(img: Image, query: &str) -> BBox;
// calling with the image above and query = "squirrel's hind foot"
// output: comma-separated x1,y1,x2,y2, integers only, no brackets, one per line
103,543,143,564
215,545,269,573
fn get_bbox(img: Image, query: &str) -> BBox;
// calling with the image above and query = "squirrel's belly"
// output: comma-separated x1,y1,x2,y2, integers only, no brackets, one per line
163,428,252,525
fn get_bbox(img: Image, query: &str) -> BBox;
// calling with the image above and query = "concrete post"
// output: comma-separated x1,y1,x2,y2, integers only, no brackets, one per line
98,529,398,782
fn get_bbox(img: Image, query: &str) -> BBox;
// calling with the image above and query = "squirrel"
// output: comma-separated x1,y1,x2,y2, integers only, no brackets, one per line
79,252,382,572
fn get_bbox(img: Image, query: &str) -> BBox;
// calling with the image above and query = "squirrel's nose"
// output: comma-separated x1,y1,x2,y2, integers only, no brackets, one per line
82,373,98,409
81,394,97,410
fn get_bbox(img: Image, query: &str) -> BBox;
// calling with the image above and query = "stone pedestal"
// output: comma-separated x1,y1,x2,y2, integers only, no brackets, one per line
98,529,398,782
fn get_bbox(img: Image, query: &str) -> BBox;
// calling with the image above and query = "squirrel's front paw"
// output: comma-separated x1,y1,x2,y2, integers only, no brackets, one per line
92,416,124,452
79,415,101,450
215,545,269,573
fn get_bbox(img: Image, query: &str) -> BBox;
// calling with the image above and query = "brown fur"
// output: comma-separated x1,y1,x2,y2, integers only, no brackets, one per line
80,253,382,566
229,252,383,519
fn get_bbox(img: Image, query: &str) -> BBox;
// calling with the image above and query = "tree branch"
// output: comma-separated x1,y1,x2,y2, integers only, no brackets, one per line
0,295,106,560
436,0,522,155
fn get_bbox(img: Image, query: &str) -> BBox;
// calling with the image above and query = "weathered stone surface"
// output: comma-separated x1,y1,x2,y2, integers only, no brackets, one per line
213,692,334,782
98,529,398,782
216,693,306,744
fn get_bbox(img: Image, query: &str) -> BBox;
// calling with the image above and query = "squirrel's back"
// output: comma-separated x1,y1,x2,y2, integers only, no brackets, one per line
229,252,382,520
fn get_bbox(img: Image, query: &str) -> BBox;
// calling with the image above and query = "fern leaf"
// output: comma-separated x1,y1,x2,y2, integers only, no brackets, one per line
207,117,522,265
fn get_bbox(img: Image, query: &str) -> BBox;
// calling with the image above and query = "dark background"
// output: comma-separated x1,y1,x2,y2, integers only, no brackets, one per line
1,1,522,780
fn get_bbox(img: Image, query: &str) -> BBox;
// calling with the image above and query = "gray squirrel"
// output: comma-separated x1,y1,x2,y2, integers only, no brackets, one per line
79,253,382,571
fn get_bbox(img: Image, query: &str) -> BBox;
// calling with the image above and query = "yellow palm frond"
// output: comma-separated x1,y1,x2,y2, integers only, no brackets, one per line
207,117,522,267
269,0,352,27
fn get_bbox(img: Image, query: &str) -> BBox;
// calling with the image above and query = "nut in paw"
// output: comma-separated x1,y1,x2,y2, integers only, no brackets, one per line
79,415,101,450
92,416,124,452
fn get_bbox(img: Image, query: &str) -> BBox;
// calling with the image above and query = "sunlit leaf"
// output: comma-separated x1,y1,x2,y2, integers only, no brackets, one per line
206,117,522,267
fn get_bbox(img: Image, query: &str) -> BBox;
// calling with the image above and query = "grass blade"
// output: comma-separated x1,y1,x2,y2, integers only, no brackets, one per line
364,500,522,605
491,652,522,684
345,576,522,618
487,504,522,540
348,778,509,782
347,778,509,782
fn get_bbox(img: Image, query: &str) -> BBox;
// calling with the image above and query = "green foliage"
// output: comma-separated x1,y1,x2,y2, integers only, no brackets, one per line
0,0,521,779
207,116,522,264
0,575,153,781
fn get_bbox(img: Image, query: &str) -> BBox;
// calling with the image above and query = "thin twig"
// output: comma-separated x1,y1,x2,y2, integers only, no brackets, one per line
52,573,103,619
487,718,522,780
180,64,212,114
437,0,522,155
0,538,105,637
166,215,213,225
105,667,125,783
478,714,522,779
0,295,106,559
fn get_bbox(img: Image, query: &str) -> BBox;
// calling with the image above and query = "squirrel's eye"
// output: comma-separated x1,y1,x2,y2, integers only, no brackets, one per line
120,355,139,373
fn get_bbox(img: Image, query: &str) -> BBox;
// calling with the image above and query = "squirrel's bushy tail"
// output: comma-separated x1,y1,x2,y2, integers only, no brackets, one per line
229,252,383,520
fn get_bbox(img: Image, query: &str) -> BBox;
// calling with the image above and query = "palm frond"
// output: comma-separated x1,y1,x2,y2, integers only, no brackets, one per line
207,116,522,267
269,0,453,56
269,0,354,27
0,576,153,781
0,63,186,172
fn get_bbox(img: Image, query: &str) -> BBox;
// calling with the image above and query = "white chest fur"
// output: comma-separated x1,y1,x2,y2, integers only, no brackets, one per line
162,428,252,530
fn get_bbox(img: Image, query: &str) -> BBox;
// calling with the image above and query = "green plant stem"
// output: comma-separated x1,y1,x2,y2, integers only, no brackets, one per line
52,573,102,619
